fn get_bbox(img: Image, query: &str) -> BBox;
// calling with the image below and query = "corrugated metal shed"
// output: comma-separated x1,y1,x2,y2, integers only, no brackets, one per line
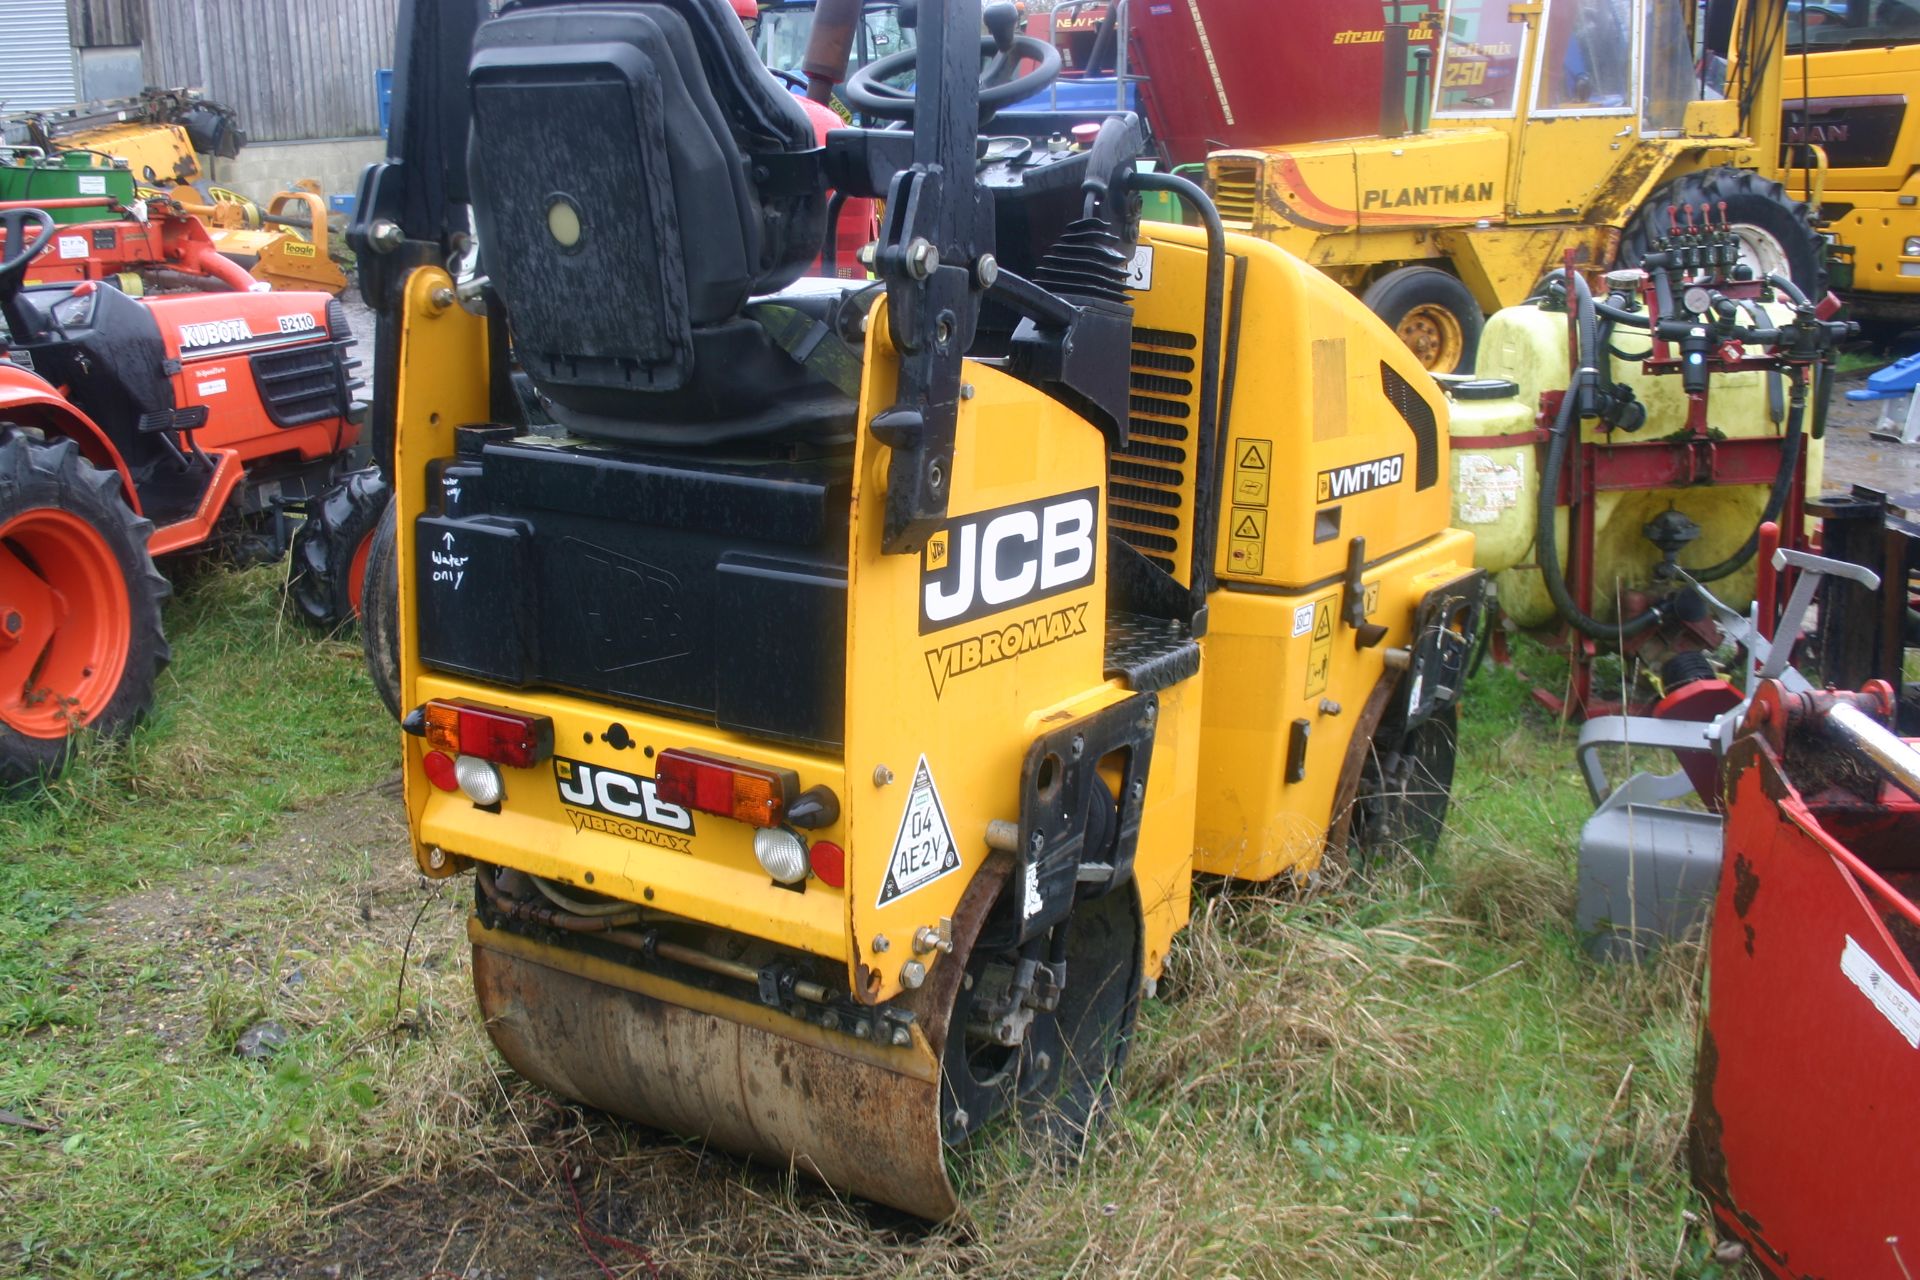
0,0,80,112
144,0,400,142
66,0,143,48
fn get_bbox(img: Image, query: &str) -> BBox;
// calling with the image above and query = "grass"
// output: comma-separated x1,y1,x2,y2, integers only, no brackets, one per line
0,567,1744,1279
1834,349,1885,376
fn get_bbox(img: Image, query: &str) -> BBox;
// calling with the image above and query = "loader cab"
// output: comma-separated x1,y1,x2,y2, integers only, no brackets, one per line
1430,0,1711,126
1428,0,1740,214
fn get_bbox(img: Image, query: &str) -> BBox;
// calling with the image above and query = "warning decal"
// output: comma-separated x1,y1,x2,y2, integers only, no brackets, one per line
876,755,962,907
1304,593,1337,697
1229,437,1273,576
1228,504,1268,576
1232,438,1272,506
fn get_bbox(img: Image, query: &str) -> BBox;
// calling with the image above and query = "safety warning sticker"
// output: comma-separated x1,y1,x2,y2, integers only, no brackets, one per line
1842,935,1920,1049
1304,593,1337,697
877,755,962,907
1228,505,1268,576
1232,438,1272,506
1126,245,1155,291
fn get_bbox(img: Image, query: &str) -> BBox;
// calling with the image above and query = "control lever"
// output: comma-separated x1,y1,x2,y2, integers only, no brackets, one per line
980,2,1022,89
1759,547,1881,681
984,2,1019,52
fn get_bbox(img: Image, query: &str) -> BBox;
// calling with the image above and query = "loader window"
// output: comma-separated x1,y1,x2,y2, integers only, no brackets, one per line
1433,0,1529,115
1642,0,1701,133
1533,0,1634,113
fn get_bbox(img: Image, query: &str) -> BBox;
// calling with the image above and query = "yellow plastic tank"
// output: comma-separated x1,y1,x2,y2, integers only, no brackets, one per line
1445,378,1537,576
1454,301,1823,630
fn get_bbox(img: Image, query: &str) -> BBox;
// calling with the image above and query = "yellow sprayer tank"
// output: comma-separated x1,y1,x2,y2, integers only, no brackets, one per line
1448,301,1822,630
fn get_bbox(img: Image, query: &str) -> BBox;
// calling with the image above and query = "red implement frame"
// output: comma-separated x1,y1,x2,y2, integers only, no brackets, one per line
1689,687,1920,1277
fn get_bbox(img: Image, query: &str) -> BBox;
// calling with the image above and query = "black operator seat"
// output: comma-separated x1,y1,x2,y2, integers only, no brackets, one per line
467,0,841,445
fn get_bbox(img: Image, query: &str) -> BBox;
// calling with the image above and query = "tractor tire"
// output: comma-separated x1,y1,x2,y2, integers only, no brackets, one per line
0,433,170,790
1364,266,1485,374
360,495,401,721
289,468,389,632
1618,167,1827,301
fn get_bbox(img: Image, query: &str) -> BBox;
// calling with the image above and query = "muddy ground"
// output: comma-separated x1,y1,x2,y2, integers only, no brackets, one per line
1820,362,1920,501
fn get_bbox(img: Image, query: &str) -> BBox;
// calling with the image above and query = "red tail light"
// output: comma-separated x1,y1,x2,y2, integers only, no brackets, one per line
421,749,459,792
655,749,798,828
808,840,846,888
417,700,553,769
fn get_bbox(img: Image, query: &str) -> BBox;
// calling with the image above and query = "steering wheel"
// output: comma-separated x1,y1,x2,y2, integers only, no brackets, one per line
841,23,1062,121
769,66,809,93
0,208,57,302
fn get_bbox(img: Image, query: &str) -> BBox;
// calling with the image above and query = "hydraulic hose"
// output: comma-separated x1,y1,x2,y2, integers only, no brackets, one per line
1766,270,1813,308
1533,368,1668,641
821,190,847,276
1686,370,1806,583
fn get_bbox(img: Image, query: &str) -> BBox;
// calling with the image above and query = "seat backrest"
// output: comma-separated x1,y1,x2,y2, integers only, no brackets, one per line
468,0,825,411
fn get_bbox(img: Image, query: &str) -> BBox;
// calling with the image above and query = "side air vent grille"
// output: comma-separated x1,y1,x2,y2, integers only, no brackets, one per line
1209,158,1261,227
1380,360,1439,490
252,339,351,428
1109,327,1202,578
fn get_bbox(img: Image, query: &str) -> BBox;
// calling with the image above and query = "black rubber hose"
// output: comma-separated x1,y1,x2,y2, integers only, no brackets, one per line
1128,170,1225,615
1533,376,1668,640
1766,270,1813,309
1686,370,1807,583
822,189,848,276
1534,271,1669,641
1591,297,1654,328
1571,269,1600,384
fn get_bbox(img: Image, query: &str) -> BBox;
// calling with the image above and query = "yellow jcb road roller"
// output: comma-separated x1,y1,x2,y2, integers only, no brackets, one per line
351,0,1484,1217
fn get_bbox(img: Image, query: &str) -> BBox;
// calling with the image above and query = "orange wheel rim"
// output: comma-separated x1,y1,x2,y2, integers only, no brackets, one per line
1395,303,1465,372
347,529,374,620
0,509,132,739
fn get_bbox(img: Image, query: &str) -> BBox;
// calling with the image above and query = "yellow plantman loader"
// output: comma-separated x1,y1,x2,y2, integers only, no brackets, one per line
1202,0,1826,373
353,0,1483,1216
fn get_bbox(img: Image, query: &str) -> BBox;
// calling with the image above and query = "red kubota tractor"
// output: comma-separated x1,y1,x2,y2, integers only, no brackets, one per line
0,206,373,786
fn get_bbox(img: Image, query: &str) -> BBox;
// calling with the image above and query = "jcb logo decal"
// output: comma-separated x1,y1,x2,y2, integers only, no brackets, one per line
920,489,1098,634
1317,454,1404,504
554,757,693,852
